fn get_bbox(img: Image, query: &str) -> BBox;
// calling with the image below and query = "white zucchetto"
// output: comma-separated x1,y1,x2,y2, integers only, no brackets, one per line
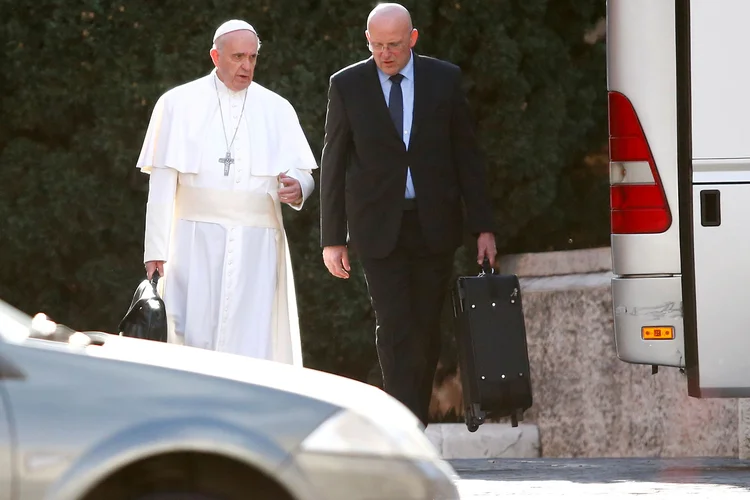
213,20,257,43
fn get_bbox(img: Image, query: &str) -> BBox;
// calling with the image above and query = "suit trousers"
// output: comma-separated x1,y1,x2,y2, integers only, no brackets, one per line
360,207,455,427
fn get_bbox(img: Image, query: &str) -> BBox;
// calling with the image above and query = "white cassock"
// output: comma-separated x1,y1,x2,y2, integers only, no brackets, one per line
135,68,317,366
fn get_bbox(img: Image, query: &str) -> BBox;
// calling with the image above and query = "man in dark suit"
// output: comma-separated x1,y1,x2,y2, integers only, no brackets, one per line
320,2,497,427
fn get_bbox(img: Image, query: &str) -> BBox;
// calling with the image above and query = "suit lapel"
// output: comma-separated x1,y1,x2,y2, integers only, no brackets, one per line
361,58,405,145
409,53,428,149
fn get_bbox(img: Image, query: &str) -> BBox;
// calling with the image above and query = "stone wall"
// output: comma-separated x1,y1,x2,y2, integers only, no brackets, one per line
428,247,739,458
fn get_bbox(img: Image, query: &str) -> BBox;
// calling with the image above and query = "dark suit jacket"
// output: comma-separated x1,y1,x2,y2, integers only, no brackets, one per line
320,53,495,260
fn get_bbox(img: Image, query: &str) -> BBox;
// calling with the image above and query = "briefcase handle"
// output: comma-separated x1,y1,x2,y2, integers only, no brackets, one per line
151,269,161,287
479,257,495,276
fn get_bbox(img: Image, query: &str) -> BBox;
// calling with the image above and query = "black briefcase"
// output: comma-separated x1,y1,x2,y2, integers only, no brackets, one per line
118,270,168,343
451,259,533,432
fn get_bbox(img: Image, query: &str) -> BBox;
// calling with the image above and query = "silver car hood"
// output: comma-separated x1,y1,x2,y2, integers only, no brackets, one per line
84,334,421,429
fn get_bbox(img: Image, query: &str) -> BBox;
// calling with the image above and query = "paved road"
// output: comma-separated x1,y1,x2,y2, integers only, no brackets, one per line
451,458,750,498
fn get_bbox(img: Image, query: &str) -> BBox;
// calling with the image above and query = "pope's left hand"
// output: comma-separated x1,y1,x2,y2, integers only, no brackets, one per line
278,173,303,205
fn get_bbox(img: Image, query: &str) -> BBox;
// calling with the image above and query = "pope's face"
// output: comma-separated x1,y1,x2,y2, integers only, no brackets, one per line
210,30,259,92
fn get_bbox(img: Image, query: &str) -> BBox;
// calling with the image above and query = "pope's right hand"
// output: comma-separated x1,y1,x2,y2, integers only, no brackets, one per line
145,261,165,280
323,246,350,279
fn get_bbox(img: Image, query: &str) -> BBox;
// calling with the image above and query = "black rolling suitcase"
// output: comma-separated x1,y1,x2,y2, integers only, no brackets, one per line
451,260,532,432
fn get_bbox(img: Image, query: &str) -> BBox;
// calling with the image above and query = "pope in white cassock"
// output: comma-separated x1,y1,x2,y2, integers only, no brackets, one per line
136,20,317,366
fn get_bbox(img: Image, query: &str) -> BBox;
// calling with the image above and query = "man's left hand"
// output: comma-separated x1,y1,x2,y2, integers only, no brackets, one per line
477,232,497,268
278,173,303,205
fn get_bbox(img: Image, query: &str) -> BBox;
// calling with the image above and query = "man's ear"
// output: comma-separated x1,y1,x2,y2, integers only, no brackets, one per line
209,47,220,67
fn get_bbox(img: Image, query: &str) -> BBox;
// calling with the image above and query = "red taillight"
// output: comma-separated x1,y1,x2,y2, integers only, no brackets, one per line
610,184,666,210
608,91,672,234
609,137,650,162
611,209,671,235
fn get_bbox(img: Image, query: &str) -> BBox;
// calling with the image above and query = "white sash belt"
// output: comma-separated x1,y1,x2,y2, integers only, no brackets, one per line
174,185,279,229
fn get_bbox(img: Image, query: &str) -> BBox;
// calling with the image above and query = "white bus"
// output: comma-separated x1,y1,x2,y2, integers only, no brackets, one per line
608,0,750,397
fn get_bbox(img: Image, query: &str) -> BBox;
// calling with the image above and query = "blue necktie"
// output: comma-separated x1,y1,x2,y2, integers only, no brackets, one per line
388,74,404,136
389,73,415,199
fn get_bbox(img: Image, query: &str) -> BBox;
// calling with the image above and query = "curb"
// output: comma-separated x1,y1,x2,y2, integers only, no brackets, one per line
499,246,612,278
425,423,541,459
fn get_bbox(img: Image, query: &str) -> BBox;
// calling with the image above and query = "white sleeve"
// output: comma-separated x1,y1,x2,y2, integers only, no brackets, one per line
285,167,315,211
143,167,178,263
278,99,317,212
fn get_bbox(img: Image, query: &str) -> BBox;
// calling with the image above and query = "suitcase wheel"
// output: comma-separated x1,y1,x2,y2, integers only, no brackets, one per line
465,405,485,433
466,417,482,433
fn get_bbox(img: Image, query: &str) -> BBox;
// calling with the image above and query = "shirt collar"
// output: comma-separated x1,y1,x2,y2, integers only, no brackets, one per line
211,68,248,97
377,50,414,84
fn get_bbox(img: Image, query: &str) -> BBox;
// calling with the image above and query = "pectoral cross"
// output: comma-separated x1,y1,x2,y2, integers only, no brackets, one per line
218,151,234,176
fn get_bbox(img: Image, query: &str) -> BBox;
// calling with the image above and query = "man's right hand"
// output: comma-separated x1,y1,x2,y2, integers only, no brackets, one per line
145,260,165,280
323,246,350,279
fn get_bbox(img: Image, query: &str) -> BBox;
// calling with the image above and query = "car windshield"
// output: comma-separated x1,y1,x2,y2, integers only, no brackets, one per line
0,299,33,343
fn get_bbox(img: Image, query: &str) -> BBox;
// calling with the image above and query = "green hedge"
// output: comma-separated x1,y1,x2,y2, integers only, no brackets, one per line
0,0,607,382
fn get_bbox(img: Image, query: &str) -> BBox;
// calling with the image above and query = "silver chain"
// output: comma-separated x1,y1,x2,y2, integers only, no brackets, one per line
213,75,248,155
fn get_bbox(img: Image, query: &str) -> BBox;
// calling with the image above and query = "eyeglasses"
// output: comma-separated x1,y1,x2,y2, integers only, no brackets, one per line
367,41,405,53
